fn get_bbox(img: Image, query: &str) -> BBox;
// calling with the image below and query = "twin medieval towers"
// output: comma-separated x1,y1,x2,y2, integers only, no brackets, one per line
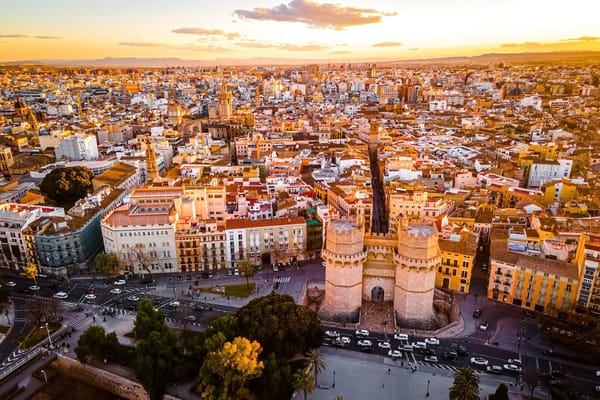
320,211,442,329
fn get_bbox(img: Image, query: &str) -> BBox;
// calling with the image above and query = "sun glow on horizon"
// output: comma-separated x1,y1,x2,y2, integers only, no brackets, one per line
1,0,599,63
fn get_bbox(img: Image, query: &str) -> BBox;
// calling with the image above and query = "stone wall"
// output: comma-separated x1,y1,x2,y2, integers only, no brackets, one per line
55,355,151,400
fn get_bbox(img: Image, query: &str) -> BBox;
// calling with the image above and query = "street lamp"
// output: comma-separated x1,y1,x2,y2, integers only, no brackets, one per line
40,369,47,383
426,380,430,397
332,370,336,388
41,323,53,349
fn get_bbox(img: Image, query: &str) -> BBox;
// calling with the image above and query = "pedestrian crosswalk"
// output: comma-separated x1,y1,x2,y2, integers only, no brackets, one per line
417,360,486,374
273,276,291,284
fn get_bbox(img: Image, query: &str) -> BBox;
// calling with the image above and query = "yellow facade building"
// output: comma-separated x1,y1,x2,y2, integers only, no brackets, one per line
437,231,478,293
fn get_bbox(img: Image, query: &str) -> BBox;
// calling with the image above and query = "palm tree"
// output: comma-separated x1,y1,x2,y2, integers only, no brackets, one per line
237,259,254,289
305,348,326,385
449,367,480,400
292,368,315,400
335,397,344,400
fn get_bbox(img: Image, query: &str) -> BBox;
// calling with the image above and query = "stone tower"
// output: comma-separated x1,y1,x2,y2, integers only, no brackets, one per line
320,219,367,322
218,80,232,120
393,217,440,328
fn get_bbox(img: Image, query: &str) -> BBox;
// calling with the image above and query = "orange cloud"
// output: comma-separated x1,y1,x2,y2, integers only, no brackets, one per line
119,42,167,47
278,43,329,51
34,35,61,40
373,41,403,47
172,28,240,40
0,34,28,38
563,36,600,41
500,42,541,47
329,50,352,54
235,41,275,48
234,0,396,30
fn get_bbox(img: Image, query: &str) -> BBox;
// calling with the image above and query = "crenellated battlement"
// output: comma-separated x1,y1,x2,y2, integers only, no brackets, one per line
323,249,367,263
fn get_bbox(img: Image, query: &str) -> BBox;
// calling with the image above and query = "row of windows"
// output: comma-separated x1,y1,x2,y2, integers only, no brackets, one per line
119,231,169,237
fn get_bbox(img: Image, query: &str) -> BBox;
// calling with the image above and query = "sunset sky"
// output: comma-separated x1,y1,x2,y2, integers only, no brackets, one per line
1,0,599,63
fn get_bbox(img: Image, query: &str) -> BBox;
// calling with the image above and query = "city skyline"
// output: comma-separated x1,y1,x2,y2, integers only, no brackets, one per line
1,0,600,64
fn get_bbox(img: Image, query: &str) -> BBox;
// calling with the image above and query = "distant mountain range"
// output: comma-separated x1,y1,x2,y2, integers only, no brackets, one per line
2,51,600,68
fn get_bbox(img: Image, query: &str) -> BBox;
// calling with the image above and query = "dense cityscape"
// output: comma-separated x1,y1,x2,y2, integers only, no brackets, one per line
2,1,600,400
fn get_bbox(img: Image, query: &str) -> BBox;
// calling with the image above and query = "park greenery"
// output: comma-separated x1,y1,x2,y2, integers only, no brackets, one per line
39,166,94,205
74,293,323,400
94,251,121,278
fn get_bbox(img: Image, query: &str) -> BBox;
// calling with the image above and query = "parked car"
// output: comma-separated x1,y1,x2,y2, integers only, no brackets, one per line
508,358,522,366
53,291,68,299
233,268,240,276
5,281,16,287
169,301,180,307
479,321,489,331
127,295,140,301
357,339,373,347
324,330,340,338
393,333,409,341
192,303,206,311
470,357,489,366
110,288,122,295
424,337,439,345
486,365,503,374
114,279,126,285
84,294,97,300
401,344,414,352
29,285,40,291
473,309,481,318
424,356,439,363
355,329,370,337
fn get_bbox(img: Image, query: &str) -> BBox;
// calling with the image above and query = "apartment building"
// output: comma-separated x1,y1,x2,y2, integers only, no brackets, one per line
437,231,478,293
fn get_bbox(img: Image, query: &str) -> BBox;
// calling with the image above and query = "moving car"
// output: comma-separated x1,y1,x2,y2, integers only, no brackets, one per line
355,329,370,337
393,333,409,341
451,344,467,355
53,291,68,299
110,288,122,295
503,364,522,373
470,357,489,366
424,337,439,345
127,295,140,301
486,365,503,374
233,268,240,276
473,309,481,318
377,341,391,349
169,301,180,307
84,294,97,300
424,356,438,363
339,336,351,344
479,321,489,331
388,350,402,359
357,339,373,347
6,281,16,287
324,330,340,338
508,358,522,366
442,351,458,361
411,341,427,350
185,315,196,321
29,285,40,291
114,279,126,285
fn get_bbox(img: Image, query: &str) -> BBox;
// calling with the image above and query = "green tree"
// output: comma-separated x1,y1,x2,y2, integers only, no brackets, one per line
131,298,183,400
39,166,94,205
305,348,325,386
238,259,255,289
75,326,119,364
235,293,323,359
292,368,315,400
94,251,121,278
133,298,168,341
24,264,38,287
449,367,480,400
134,329,183,400
493,383,509,400
198,336,264,400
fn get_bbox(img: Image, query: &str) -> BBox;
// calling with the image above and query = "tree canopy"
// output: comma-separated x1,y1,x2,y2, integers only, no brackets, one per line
94,251,121,278
234,293,323,359
75,326,119,364
39,166,94,205
198,337,264,400
449,367,480,400
132,298,183,400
